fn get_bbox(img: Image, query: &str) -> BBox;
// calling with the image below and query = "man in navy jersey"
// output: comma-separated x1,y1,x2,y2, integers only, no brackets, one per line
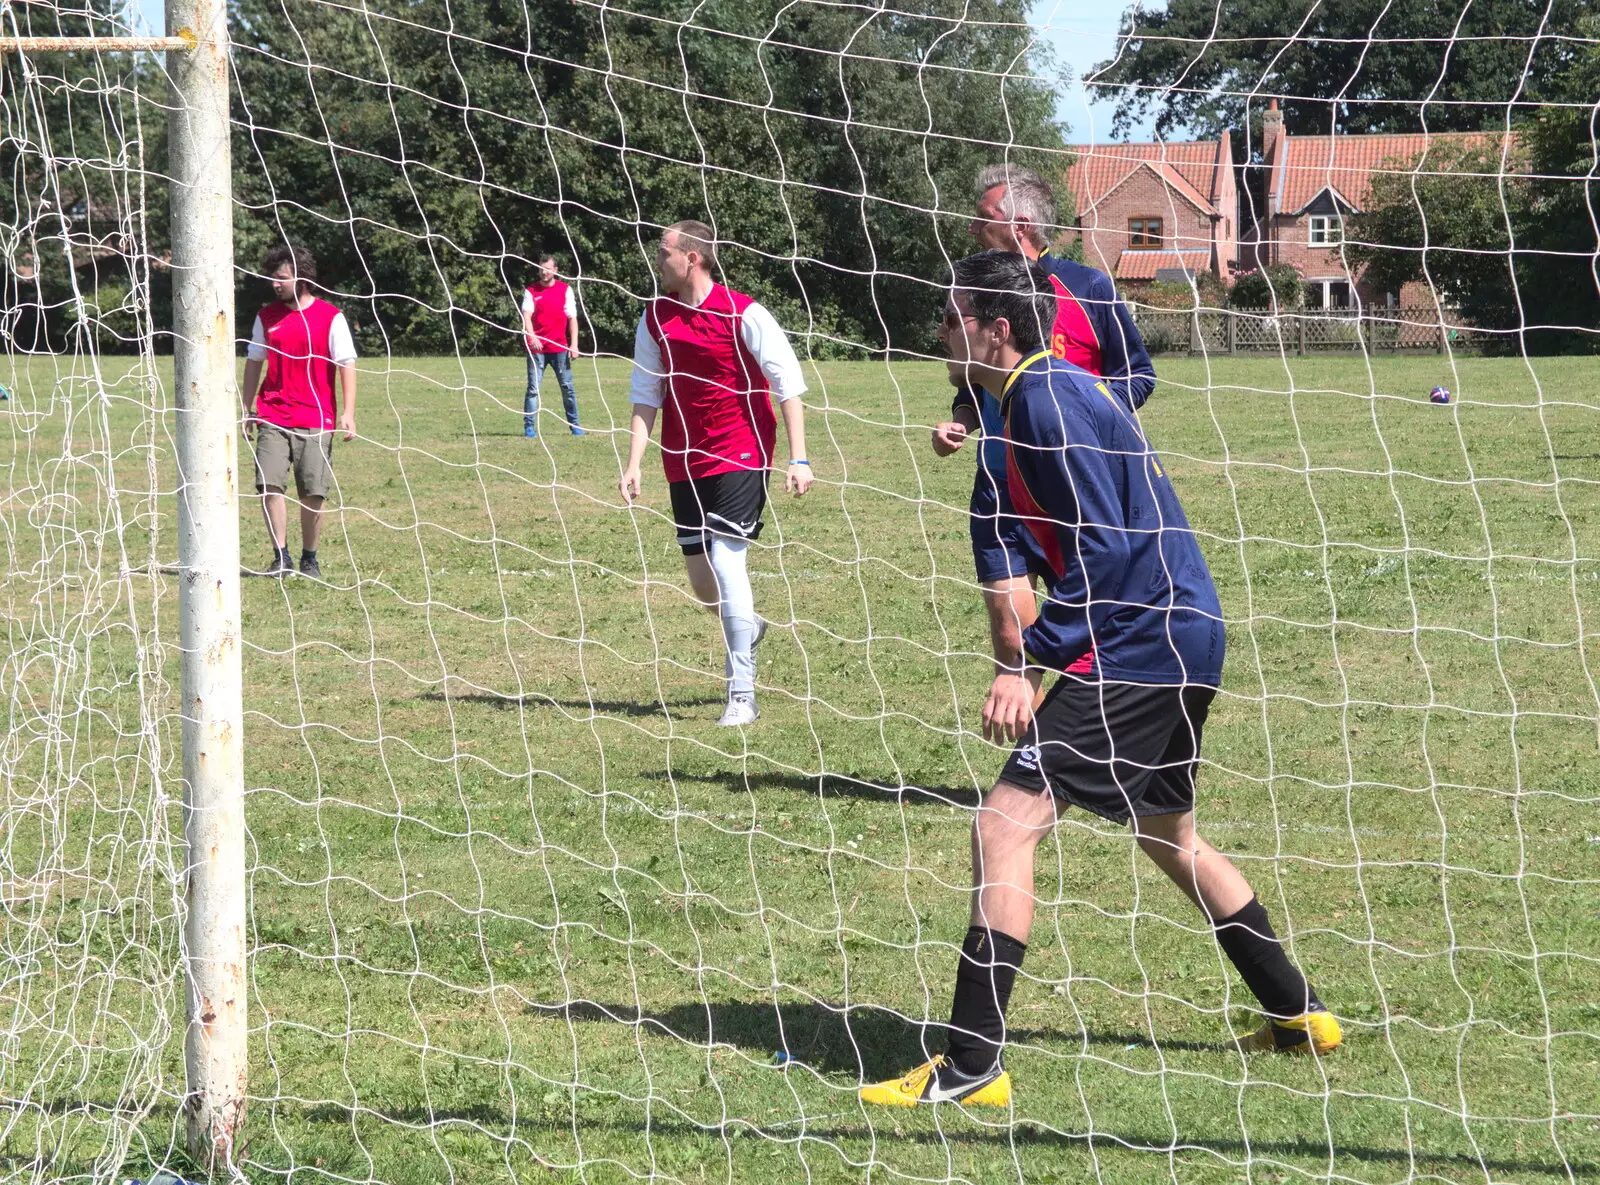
931,165,1155,682
862,251,1339,1110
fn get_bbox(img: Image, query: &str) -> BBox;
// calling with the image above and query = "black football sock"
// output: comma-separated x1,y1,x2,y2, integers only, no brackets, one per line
945,926,1027,1076
1213,896,1323,1019
300,548,317,563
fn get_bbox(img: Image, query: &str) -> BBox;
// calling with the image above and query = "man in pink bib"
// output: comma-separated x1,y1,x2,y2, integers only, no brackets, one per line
619,220,814,727
240,245,358,579
520,253,582,437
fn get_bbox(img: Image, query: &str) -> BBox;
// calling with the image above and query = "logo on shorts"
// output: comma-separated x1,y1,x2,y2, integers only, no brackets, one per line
1014,744,1040,771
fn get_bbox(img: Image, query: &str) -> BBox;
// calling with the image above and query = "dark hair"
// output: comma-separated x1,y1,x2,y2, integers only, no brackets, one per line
664,219,717,270
261,244,317,295
950,249,1055,355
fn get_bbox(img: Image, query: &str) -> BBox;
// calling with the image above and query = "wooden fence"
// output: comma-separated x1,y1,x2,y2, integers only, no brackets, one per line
1132,306,1481,355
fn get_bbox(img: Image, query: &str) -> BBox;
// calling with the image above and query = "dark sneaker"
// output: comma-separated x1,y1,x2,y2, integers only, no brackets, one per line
859,1054,1011,1107
267,551,293,578
298,555,322,581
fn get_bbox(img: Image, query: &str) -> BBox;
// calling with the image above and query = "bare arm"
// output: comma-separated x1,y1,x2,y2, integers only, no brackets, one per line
619,402,657,503
567,315,580,357
241,359,263,437
338,362,357,441
778,396,813,497
932,402,980,456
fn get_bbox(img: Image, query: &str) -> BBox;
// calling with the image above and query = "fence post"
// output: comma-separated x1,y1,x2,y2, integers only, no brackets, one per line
1226,309,1237,355
1297,310,1307,356
1189,310,1201,354
168,0,246,1169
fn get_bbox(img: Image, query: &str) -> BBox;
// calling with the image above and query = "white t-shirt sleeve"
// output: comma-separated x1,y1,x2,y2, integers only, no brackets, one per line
519,288,534,315
565,287,577,319
739,301,808,402
328,312,358,364
628,312,666,408
246,315,268,362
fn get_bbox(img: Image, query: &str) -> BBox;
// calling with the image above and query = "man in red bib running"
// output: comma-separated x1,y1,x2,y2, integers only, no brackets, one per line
619,220,814,727
520,253,582,437
240,245,357,580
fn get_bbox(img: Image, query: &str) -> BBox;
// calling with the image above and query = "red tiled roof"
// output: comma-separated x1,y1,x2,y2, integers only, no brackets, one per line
1116,249,1212,281
1065,137,1231,217
1273,131,1519,214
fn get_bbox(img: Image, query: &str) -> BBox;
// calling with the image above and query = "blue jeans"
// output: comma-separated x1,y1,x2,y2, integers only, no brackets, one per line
525,351,579,432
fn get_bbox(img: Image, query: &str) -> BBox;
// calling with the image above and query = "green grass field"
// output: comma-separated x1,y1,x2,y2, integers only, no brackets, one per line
2,351,1597,1183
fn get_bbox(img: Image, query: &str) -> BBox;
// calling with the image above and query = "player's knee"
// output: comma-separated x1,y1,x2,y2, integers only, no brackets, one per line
1136,832,1183,867
972,806,1037,861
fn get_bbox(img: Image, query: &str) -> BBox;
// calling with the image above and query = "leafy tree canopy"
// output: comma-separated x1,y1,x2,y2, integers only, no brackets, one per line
1091,0,1583,143
227,0,1067,357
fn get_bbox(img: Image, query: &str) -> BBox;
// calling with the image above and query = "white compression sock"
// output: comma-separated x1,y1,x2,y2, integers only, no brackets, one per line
707,534,757,695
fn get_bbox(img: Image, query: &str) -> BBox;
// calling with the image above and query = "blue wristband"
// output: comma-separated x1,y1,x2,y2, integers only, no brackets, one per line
789,459,810,466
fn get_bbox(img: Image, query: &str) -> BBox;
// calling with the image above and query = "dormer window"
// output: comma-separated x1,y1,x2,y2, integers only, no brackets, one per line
1308,214,1342,246
1128,217,1163,248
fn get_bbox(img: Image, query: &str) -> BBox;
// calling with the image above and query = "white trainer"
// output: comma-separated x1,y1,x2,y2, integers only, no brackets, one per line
717,694,760,727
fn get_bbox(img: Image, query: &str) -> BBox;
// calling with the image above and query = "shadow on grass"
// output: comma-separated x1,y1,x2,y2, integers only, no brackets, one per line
420,691,726,719
523,998,1220,1079
288,1080,1596,1182
646,768,983,809
599,1113,1598,1181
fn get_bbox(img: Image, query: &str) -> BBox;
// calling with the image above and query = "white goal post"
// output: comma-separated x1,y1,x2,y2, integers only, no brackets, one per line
3,0,247,1168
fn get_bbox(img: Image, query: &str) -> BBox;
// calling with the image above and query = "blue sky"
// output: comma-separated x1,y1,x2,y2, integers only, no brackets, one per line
134,0,1151,142
1030,1,1153,143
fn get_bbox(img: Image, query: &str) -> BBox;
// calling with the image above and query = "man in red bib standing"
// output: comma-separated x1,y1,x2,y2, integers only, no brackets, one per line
240,245,358,580
520,253,582,437
619,220,814,727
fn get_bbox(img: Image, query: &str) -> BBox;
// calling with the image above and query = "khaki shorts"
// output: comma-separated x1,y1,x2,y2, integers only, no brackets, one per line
253,422,335,498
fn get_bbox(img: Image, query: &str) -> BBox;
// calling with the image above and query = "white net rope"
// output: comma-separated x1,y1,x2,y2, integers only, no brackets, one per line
0,0,181,1174
1,0,1597,1181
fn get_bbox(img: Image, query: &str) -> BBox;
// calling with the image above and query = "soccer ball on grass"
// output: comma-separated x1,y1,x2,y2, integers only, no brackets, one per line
1430,386,1451,404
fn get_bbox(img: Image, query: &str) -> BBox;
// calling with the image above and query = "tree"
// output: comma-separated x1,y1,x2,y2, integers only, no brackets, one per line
226,0,1067,357
1228,263,1305,310
1090,0,1583,142
0,3,166,353
1345,23,1600,352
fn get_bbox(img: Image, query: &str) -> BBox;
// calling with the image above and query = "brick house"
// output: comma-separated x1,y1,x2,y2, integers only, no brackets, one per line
1243,100,1517,308
1060,135,1238,290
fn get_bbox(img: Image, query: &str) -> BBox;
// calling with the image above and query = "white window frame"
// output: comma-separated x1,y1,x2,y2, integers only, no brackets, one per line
1308,214,1343,246
1309,277,1353,309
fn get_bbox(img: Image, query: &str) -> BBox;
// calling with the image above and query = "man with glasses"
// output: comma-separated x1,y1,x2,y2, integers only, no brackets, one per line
931,165,1155,684
862,250,1338,1109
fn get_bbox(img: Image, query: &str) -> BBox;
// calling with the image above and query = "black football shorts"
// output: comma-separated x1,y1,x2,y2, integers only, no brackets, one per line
668,469,769,556
998,676,1218,823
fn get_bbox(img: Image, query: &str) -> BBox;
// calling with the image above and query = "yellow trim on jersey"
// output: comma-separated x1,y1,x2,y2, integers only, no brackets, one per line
1092,380,1164,476
1001,350,1054,398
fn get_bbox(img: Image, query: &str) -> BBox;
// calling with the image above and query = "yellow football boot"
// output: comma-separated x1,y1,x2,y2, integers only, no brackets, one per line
858,1054,1012,1107
1234,1010,1343,1055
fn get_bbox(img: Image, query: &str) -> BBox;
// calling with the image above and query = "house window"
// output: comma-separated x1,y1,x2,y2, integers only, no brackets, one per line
1310,279,1352,309
1128,217,1163,248
1308,214,1342,246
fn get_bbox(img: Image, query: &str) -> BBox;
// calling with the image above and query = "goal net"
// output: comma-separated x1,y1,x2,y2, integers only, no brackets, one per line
1,0,1595,1181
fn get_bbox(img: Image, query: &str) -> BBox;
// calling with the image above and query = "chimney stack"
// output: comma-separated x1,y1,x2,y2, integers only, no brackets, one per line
1262,98,1285,166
